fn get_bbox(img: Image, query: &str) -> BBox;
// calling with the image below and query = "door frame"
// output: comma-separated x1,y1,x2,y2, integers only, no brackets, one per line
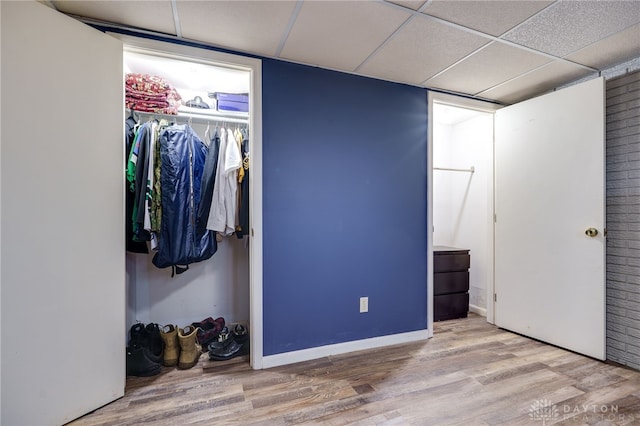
427,91,501,325
110,34,265,369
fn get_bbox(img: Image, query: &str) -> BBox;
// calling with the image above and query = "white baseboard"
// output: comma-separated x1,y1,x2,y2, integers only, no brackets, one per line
469,304,487,317
261,329,430,369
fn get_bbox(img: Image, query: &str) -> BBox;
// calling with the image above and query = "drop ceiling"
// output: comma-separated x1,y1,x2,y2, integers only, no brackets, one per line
49,0,640,105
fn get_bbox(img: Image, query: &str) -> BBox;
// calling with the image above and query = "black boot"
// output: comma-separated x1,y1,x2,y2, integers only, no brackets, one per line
129,322,164,365
126,344,161,377
144,323,165,364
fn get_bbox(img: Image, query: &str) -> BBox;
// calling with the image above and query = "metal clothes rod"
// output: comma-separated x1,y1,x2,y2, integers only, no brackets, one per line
127,108,249,125
434,166,475,173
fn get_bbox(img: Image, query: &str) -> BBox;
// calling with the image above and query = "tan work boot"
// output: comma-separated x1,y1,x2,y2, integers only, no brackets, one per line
178,325,201,369
160,324,180,367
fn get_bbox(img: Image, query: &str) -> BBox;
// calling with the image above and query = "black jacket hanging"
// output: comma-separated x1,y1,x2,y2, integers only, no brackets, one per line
196,128,221,234
125,116,149,253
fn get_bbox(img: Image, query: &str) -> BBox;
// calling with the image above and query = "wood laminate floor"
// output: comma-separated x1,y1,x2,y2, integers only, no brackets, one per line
70,314,640,425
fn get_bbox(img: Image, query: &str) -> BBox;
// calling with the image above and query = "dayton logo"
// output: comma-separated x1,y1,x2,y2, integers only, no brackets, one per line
529,399,559,425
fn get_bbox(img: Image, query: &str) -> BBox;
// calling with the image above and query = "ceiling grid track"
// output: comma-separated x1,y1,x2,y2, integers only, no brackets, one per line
275,0,304,58
474,62,598,100
353,8,416,72
497,0,557,40
381,1,598,74
420,42,493,86
51,0,640,104
170,0,182,38
45,0,58,11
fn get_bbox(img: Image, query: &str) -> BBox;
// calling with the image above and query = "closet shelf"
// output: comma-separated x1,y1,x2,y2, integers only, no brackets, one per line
434,166,475,173
127,107,248,124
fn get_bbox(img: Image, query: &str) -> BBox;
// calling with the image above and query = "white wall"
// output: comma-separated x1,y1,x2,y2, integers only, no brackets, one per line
433,111,493,311
130,237,249,328
433,123,454,244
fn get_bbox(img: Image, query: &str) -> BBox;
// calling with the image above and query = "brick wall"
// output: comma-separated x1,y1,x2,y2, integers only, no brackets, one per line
606,70,640,368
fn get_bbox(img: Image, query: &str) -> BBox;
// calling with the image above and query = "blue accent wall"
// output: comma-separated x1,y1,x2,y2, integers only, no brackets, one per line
263,60,428,355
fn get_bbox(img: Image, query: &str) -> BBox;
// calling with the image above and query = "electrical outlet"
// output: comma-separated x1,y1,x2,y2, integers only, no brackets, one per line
360,297,368,313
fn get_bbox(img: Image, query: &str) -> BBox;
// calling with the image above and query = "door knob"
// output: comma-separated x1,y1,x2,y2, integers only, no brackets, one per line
585,228,598,237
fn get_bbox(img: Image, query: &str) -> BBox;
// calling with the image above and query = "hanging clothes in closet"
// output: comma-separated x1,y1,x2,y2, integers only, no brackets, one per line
125,115,148,254
198,124,250,239
124,69,251,274
236,129,250,239
206,127,242,236
126,115,218,275
127,119,153,245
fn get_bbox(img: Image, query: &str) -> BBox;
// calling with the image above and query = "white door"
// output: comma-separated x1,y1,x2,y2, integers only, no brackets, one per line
1,2,125,425
494,77,605,360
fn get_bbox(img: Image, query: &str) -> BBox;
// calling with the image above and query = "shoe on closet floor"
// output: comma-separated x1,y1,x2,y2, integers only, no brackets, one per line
207,330,233,352
145,323,165,364
178,325,202,369
192,317,225,350
129,323,146,345
208,339,242,361
126,344,161,377
208,324,249,361
232,324,249,345
160,324,180,367
128,322,163,365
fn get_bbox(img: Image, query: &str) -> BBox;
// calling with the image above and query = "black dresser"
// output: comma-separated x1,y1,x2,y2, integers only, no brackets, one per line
433,246,470,321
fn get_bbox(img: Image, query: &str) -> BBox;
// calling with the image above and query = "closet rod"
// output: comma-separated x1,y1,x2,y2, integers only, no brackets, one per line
434,166,475,173
127,108,248,125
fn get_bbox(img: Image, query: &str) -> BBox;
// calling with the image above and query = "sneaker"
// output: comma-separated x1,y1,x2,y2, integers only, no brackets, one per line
232,324,249,345
208,339,243,361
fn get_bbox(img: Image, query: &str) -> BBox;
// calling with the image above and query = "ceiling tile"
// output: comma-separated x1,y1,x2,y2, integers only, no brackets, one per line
280,1,410,71
566,23,640,70
358,16,490,85
477,60,596,104
177,0,297,57
52,0,176,35
503,0,640,57
422,0,553,37
386,0,426,11
425,41,552,96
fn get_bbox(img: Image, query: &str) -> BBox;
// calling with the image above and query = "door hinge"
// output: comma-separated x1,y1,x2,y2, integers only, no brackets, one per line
603,228,607,237
494,213,497,223
494,293,497,302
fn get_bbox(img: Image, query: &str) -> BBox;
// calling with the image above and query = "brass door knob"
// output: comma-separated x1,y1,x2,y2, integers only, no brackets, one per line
585,228,598,237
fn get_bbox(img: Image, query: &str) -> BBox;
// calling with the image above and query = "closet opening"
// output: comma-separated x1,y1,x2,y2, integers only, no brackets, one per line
119,36,264,371
428,93,500,328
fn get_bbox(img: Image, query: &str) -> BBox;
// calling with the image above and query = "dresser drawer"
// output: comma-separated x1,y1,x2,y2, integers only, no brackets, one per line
434,271,469,295
434,293,469,321
433,252,470,272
